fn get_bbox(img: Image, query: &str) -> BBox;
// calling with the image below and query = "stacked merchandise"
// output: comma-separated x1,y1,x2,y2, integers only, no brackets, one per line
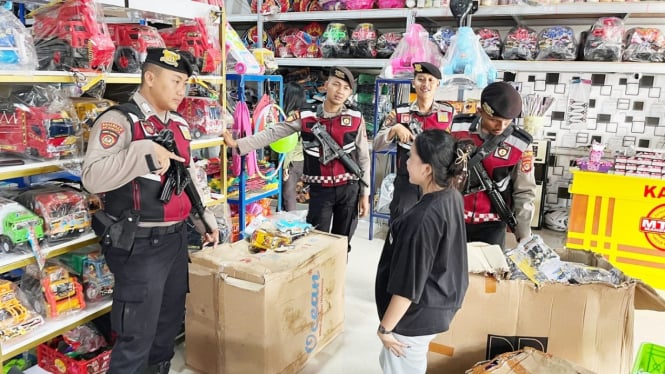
355,73,377,137
614,150,665,179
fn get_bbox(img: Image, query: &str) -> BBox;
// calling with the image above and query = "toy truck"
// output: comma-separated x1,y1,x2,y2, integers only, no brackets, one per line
250,228,292,252
71,97,115,144
31,0,115,71
41,265,85,318
0,280,43,340
17,188,91,242
0,106,78,159
275,219,313,239
177,96,223,138
107,23,165,73
0,197,45,253
60,251,114,302
159,18,222,74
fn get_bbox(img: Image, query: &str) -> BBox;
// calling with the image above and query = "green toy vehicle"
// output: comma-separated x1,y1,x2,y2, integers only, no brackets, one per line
0,197,45,253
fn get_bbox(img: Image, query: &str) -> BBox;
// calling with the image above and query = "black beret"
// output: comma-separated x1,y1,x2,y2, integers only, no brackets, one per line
413,61,441,79
143,48,194,77
329,66,356,92
480,82,522,119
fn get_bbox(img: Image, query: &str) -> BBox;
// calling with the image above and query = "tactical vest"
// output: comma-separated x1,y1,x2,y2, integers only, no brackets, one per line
300,104,362,187
395,103,453,176
102,102,193,222
451,115,532,224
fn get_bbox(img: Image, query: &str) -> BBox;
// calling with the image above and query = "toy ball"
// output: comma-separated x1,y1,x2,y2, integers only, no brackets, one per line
270,133,298,153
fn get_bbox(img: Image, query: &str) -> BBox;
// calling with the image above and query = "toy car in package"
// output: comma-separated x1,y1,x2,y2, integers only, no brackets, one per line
476,28,502,60
159,18,222,74
177,83,224,138
59,249,114,302
432,26,456,56
382,23,442,78
16,186,91,243
583,17,624,62
350,23,378,58
0,85,81,160
0,279,43,340
30,0,115,71
441,27,497,89
107,23,165,73
502,25,538,60
0,7,38,70
0,197,45,254
23,263,85,318
623,27,665,62
320,23,350,58
536,26,577,61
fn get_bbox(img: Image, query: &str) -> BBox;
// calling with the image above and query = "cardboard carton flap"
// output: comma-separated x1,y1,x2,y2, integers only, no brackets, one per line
467,242,510,277
189,231,346,285
635,281,665,311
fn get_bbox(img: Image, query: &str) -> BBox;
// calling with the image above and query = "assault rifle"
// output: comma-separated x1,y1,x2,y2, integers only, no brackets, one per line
470,163,518,233
154,129,213,234
310,122,368,187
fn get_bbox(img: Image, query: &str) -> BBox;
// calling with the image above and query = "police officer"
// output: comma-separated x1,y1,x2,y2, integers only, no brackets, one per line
82,48,219,374
223,66,370,251
450,81,536,248
374,62,454,219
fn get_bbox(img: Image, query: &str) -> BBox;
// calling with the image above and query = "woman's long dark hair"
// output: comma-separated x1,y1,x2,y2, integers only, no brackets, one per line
414,130,474,190
283,82,306,114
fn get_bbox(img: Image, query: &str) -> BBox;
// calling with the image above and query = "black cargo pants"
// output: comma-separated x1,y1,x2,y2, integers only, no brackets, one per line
306,181,360,252
102,222,188,374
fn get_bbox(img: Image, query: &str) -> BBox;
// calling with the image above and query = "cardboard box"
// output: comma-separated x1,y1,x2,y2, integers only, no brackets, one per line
428,244,665,374
467,347,596,374
186,232,347,374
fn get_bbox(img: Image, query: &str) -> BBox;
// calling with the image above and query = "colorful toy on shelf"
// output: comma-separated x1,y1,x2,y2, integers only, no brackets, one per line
0,105,78,159
223,20,262,74
319,0,345,10
292,0,322,11
241,26,276,52
442,27,497,89
376,32,402,58
344,0,375,9
536,26,577,61
433,26,456,56
320,23,350,58
0,7,38,70
251,0,288,14
159,18,222,74
177,96,223,139
377,0,404,8
476,27,502,60
0,280,43,341
252,48,278,74
107,23,165,73
350,23,378,58
31,0,115,71
71,97,116,146
40,265,85,318
623,27,665,62
274,219,313,239
583,17,624,62
276,29,321,58
383,23,442,78
60,251,114,302
502,25,538,60
0,197,44,253
576,141,613,173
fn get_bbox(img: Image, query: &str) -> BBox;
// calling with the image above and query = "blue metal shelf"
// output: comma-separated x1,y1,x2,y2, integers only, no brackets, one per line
226,74,284,235
369,78,412,240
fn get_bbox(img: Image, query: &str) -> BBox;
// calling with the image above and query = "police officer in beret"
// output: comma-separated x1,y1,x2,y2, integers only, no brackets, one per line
374,62,455,219
82,48,219,374
223,66,370,252
450,81,536,248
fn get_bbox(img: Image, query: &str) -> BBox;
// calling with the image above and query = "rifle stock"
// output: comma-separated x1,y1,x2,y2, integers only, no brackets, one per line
471,165,518,233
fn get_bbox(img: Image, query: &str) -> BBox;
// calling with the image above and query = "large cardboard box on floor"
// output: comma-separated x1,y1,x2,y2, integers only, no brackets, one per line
428,244,665,374
186,232,347,374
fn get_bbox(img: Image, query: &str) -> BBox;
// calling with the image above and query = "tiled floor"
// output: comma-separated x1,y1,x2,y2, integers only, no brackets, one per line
171,220,665,373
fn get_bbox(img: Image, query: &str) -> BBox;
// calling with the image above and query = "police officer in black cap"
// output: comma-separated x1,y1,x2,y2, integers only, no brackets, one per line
450,81,536,248
223,66,371,252
82,47,219,374
374,61,455,219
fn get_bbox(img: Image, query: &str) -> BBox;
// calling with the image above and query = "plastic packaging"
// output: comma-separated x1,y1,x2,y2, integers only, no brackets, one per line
0,279,44,340
319,0,346,10
505,235,566,286
31,0,115,71
350,23,378,58
476,28,502,60
22,263,86,318
62,323,108,354
562,262,622,285
223,21,262,74
320,23,351,58
583,17,624,62
107,24,165,73
344,0,375,9
376,173,395,214
623,27,665,62
502,25,538,60
178,96,224,139
376,32,402,58
0,7,38,70
159,18,223,74
241,26,276,52
0,197,45,257
536,26,577,61
382,23,442,78
441,27,497,89
377,0,405,7
432,26,456,56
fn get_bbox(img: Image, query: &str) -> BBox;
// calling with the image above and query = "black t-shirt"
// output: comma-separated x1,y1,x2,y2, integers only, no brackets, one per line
375,188,469,336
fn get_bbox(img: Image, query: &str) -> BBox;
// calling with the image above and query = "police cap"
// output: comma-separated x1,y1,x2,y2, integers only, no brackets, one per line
143,48,194,77
480,82,522,119
413,61,441,79
329,66,356,92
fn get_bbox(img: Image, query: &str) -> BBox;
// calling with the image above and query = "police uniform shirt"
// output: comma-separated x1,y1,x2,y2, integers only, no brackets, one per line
375,188,469,336
236,104,371,193
373,101,454,152
82,92,217,229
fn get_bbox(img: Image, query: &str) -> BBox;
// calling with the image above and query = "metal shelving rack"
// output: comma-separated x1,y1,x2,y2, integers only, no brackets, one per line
225,74,284,235
368,78,412,240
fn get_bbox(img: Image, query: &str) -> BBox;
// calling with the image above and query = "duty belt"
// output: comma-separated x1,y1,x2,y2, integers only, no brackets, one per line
134,221,186,238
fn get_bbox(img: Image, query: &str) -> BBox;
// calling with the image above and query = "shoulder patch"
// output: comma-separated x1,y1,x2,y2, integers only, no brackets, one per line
521,150,534,173
99,122,124,149
179,124,192,140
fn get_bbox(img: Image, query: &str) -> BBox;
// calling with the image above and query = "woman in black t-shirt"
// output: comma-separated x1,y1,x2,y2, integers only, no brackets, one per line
375,130,472,373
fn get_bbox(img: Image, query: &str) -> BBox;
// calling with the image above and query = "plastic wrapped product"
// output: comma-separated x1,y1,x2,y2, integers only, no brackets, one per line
0,279,43,340
350,23,378,58
441,27,497,88
376,32,402,58
383,23,442,78
583,17,624,62
241,26,276,52
344,0,375,9
320,23,350,58
432,26,456,56
502,25,538,60
536,26,577,61
476,28,502,60
623,27,665,62
0,7,38,70
159,18,223,74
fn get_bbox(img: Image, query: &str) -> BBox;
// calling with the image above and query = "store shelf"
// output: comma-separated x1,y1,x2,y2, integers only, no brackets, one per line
0,157,82,181
1,300,112,359
205,193,226,207
0,71,224,86
227,187,280,205
125,0,219,21
0,233,98,274
276,58,389,69
493,60,665,74
191,137,225,150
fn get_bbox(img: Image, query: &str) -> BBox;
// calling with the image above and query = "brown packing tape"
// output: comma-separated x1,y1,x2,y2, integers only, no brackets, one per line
485,276,497,293
429,342,455,357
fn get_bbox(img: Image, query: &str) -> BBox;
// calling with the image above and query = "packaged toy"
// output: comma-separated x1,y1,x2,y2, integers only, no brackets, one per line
623,27,665,62
252,48,278,74
241,26,275,52
292,0,321,11
31,0,115,71
320,23,350,58
377,0,404,8
442,27,497,88
23,264,85,318
376,32,402,58
0,7,37,70
0,279,43,340
350,23,378,58
178,96,224,139
502,25,538,60
432,26,456,56
0,197,44,254
250,0,287,14
59,250,114,302
159,18,222,74
583,17,624,62
383,23,442,78
476,27,502,60
107,23,165,73
319,0,345,10
537,26,577,61
344,0,374,9
223,21,262,74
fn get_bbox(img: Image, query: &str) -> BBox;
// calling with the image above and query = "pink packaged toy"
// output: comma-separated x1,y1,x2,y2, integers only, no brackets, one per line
377,0,404,8
383,23,442,78
344,0,375,9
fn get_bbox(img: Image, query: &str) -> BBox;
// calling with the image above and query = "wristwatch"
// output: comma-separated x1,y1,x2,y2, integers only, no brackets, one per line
377,324,392,335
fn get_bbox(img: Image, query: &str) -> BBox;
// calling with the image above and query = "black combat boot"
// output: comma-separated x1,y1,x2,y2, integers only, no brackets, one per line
144,361,171,374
